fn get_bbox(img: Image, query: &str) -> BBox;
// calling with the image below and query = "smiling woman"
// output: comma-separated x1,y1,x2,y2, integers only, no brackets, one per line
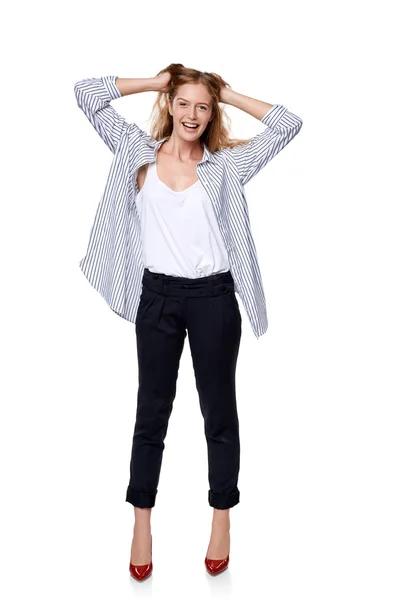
74,63,302,581
143,63,256,151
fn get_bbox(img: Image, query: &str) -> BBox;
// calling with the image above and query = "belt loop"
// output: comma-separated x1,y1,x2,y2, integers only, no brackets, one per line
162,276,169,295
150,271,163,294
207,277,216,297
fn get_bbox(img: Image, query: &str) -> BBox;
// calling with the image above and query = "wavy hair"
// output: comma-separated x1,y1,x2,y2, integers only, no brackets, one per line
146,63,252,152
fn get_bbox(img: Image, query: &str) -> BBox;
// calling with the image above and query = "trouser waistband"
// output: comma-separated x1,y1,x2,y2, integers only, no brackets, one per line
142,268,235,298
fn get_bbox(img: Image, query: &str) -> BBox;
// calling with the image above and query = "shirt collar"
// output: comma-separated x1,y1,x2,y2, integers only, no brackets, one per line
147,135,216,164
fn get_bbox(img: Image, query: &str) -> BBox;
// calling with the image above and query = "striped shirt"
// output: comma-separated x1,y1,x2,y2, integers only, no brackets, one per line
74,75,303,339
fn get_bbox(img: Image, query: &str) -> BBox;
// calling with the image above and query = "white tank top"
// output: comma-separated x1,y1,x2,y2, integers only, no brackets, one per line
135,160,230,277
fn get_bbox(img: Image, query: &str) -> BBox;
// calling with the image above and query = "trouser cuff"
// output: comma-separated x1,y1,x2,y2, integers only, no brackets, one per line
208,489,240,509
126,486,157,508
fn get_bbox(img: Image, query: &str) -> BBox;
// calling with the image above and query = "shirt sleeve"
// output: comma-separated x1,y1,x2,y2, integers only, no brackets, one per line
227,104,303,186
73,75,146,154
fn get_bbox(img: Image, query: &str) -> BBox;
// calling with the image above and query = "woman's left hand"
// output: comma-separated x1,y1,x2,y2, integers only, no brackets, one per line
208,72,229,103
219,84,229,104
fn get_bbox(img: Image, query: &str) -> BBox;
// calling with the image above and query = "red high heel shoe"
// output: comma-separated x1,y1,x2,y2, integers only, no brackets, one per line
129,533,153,581
204,554,229,575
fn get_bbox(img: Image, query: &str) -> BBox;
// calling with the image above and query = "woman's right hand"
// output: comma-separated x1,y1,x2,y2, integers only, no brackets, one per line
153,72,171,93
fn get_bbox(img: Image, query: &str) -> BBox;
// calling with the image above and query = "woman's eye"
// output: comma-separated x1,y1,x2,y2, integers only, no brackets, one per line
179,102,207,110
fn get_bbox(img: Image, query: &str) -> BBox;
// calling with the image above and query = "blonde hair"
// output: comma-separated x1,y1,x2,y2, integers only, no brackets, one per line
147,63,252,151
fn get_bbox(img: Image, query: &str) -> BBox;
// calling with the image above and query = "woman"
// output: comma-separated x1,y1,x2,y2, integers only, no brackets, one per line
74,64,302,581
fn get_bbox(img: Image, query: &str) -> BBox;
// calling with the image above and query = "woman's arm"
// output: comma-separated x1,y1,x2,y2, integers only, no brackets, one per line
221,87,274,121
74,75,162,154
220,86,303,186
74,75,127,154
114,77,160,96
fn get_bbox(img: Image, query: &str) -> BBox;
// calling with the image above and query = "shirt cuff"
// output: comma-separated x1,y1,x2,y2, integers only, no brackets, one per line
101,75,123,101
261,104,288,126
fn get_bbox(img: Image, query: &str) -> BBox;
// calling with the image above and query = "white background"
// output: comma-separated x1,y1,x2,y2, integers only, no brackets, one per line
1,0,399,598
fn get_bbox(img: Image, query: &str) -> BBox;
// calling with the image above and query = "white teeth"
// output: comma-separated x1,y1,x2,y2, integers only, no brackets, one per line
183,123,198,129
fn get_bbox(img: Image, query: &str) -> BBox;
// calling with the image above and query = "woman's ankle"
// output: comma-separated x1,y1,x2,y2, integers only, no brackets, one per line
133,507,152,531
212,508,230,529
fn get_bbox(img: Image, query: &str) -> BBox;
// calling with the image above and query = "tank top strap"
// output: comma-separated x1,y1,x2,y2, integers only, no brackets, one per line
139,161,156,195
146,160,156,177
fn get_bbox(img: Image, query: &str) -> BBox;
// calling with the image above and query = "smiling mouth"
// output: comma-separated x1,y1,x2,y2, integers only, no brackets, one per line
182,123,199,130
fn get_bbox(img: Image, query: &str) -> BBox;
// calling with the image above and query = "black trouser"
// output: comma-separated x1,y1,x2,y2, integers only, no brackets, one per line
126,267,242,510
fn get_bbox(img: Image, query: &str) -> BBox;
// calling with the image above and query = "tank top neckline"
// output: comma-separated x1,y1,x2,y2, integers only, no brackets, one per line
154,151,203,195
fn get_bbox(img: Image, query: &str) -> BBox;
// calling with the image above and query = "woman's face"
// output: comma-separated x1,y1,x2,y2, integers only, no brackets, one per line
169,83,213,140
